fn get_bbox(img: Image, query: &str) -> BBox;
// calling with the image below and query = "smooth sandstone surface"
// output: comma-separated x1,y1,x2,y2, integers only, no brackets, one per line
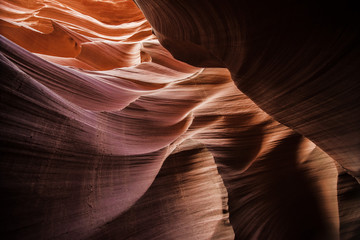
0,0,359,239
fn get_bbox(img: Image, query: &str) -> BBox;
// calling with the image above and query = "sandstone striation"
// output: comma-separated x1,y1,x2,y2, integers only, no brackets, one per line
1,0,359,239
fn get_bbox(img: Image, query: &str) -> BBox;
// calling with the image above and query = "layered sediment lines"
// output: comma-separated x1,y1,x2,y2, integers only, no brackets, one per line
1,0,359,239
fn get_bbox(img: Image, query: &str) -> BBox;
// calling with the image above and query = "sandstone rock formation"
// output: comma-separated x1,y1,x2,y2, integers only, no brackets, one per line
1,0,359,239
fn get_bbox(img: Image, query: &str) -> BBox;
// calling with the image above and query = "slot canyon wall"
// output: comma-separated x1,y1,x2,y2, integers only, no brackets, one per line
0,0,359,239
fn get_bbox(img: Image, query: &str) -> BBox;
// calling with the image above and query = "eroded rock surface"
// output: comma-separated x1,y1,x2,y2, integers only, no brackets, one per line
1,1,359,239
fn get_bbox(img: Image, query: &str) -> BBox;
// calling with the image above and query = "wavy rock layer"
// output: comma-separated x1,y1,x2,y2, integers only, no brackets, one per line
0,0,359,239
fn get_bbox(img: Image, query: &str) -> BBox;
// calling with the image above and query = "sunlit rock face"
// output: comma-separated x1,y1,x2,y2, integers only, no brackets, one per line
0,0,359,239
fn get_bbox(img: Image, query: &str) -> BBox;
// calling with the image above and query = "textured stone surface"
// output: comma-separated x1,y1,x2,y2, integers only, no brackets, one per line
1,0,359,239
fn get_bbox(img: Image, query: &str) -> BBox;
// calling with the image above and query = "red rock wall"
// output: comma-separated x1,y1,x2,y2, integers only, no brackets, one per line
1,0,359,239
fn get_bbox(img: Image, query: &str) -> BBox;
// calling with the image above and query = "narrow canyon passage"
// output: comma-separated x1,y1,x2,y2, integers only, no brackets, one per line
1,1,359,239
